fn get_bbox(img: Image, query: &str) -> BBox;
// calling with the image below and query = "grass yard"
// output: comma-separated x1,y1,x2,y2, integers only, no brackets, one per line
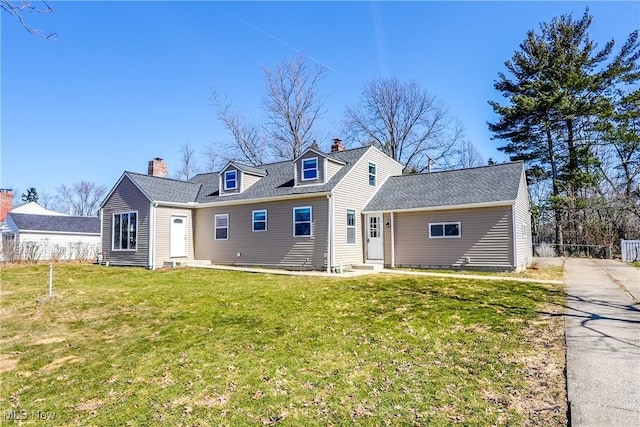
1,264,566,426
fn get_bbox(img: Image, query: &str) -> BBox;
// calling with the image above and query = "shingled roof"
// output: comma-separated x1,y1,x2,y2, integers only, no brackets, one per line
363,162,525,212
125,173,202,204
8,213,100,234
190,146,370,204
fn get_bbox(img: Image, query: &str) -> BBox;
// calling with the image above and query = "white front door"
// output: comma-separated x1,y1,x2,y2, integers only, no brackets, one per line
366,214,383,260
170,216,187,257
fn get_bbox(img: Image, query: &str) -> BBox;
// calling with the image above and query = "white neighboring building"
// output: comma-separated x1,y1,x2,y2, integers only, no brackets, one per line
0,203,100,261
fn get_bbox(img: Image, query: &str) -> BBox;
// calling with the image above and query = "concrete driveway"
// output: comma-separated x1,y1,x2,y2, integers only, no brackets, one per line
564,258,640,426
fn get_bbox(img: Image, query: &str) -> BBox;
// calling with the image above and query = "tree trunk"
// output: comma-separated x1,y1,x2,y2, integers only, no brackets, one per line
545,125,564,252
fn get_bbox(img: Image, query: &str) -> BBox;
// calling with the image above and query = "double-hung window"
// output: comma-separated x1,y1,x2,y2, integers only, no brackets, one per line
302,158,318,181
224,170,237,190
113,211,137,250
346,209,356,244
215,214,229,240
429,222,461,238
293,207,312,237
252,210,267,232
368,162,376,186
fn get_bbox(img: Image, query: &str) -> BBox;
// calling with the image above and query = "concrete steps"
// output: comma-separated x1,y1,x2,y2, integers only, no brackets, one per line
350,263,384,271
163,259,211,268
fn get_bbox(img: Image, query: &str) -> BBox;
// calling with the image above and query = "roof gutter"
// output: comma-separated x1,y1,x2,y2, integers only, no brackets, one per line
191,192,332,209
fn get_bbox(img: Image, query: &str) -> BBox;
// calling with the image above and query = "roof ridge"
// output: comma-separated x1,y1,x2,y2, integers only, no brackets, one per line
126,171,200,185
388,161,522,178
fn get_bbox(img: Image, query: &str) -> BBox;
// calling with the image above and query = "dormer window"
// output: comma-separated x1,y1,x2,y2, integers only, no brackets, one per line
302,158,318,181
224,170,237,190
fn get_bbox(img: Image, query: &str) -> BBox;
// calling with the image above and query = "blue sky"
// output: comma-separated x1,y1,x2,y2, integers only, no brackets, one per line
2,1,638,198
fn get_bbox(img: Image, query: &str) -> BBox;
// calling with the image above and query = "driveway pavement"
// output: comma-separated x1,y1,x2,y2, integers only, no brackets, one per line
564,258,640,426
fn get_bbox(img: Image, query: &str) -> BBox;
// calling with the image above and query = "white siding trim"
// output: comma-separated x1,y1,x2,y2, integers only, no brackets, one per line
390,211,395,268
512,204,518,268
323,158,328,184
327,194,333,273
149,202,155,269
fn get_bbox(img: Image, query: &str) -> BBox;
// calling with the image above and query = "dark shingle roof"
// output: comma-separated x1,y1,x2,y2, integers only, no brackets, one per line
126,173,202,204
190,146,370,204
364,162,524,212
9,213,100,234
228,162,267,177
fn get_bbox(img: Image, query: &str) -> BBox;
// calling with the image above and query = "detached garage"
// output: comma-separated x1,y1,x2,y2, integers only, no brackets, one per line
1,211,100,262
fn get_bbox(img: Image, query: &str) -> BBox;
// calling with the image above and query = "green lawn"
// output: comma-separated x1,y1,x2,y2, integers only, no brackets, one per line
1,264,566,426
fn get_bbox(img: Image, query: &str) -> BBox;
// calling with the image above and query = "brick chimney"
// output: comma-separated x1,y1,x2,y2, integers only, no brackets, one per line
148,158,167,178
331,138,345,152
0,189,13,222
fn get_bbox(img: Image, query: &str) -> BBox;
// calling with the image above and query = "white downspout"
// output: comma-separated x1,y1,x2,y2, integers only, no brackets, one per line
390,211,395,268
149,202,157,270
99,208,104,263
512,203,518,270
326,193,332,273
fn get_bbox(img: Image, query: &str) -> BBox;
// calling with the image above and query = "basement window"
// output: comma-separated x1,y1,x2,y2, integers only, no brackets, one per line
429,222,461,238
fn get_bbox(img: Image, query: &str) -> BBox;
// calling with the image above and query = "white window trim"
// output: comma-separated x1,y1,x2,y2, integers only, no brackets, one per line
252,209,267,232
293,206,313,237
215,213,229,240
346,208,357,245
368,161,377,186
112,211,138,251
224,170,238,190
301,157,319,181
521,222,528,237
429,222,461,239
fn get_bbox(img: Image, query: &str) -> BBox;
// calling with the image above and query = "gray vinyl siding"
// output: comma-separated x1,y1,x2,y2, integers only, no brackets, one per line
513,170,532,270
194,196,329,270
296,152,325,185
220,167,241,195
385,206,514,269
154,206,195,268
101,176,150,267
332,147,404,266
326,159,343,181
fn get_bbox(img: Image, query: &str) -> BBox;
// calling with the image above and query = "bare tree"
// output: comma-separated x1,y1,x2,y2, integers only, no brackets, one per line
210,55,326,165
1,0,56,39
174,143,201,180
344,77,464,173
211,90,267,166
263,54,327,159
454,139,486,169
39,192,64,212
57,181,107,216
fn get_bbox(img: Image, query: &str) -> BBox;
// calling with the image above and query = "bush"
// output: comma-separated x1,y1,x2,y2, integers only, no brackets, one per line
535,242,557,257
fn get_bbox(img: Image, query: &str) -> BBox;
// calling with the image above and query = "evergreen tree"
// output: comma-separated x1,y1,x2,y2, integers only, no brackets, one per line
488,8,639,246
21,187,39,203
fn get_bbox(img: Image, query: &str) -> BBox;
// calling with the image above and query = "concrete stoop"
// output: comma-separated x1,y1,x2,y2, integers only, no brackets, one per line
163,259,212,268
351,263,384,271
